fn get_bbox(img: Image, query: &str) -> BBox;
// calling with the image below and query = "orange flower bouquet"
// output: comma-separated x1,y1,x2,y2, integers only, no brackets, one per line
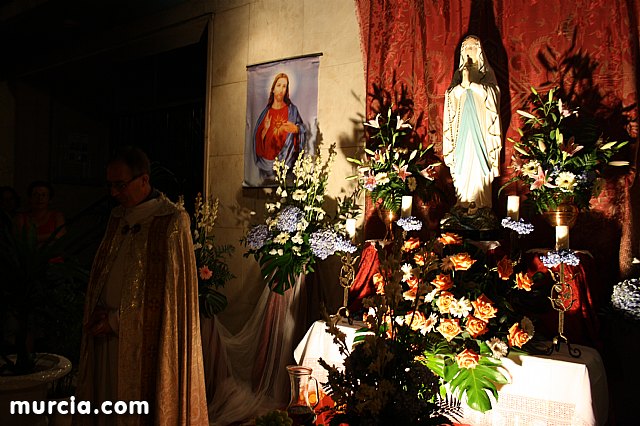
321,218,537,417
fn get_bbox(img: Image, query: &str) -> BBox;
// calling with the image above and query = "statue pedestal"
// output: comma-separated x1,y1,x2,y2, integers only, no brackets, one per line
440,205,501,241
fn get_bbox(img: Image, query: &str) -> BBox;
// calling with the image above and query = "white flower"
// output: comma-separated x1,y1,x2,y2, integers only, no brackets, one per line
281,190,288,198
276,187,283,195
292,190,306,201
424,288,438,302
401,263,414,282
297,219,309,231
274,232,290,244
396,116,411,130
375,172,390,185
193,242,202,250
364,113,381,128
292,246,301,255
450,297,472,318
266,203,277,213
522,160,540,178
292,233,304,244
555,171,576,191
487,337,508,359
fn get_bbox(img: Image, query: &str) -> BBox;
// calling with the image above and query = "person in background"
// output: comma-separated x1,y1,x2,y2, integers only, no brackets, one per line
0,185,20,216
74,146,208,426
15,180,65,243
0,185,20,228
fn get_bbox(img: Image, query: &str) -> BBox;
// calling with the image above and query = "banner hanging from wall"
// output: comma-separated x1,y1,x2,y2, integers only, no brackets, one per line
243,54,320,187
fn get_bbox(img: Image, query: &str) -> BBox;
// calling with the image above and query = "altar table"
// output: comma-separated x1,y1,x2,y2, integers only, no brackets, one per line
294,320,608,426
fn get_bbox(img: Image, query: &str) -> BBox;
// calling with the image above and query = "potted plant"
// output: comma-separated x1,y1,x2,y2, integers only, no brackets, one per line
0,214,87,375
320,216,538,420
347,106,440,213
501,86,629,215
187,193,235,318
243,146,357,295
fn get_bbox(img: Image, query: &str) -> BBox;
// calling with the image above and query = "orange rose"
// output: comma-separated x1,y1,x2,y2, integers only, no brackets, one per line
437,318,462,341
497,256,513,280
437,232,463,245
515,272,533,291
431,273,453,292
405,311,437,334
372,272,385,295
456,348,480,369
402,237,421,252
436,291,455,314
403,277,421,300
465,315,489,338
508,322,532,348
471,294,498,322
443,253,476,271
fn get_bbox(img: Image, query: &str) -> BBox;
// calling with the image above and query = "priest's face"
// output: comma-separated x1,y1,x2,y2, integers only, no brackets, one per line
107,161,150,208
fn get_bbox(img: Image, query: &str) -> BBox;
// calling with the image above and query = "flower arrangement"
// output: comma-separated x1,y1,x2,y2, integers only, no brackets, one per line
320,218,537,417
611,278,640,321
190,193,235,318
347,106,439,211
502,86,629,213
243,149,356,295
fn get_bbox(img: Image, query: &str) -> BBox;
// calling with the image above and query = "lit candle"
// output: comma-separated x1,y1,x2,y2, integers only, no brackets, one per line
345,218,357,241
555,226,570,250
401,196,413,217
507,195,520,220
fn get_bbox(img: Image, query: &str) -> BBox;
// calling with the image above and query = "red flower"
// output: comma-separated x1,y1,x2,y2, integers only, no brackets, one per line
198,265,213,280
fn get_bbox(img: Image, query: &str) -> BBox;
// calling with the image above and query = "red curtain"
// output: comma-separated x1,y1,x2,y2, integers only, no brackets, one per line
354,0,640,282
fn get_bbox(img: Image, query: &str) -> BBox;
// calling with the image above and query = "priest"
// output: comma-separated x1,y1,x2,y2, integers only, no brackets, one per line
74,146,208,425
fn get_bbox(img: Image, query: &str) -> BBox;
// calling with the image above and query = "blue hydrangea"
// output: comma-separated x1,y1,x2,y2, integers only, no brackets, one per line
501,217,534,235
276,205,303,233
611,278,640,320
540,249,580,268
246,224,270,250
309,228,336,260
334,235,357,254
396,216,423,232
309,228,357,260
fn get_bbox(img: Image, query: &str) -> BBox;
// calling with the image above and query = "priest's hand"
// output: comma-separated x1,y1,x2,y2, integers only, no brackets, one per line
86,306,115,337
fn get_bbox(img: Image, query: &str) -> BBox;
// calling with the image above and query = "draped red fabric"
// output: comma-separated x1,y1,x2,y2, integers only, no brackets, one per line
354,0,640,280
347,242,381,312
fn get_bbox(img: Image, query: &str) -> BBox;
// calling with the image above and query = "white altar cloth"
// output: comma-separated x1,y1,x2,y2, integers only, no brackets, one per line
294,320,608,426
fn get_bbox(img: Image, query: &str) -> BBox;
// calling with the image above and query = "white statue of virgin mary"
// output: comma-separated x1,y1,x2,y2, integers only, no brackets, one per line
443,35,502,208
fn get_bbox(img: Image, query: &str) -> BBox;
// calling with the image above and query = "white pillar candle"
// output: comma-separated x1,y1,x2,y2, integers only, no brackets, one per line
507,195,520,220
555,225,570,250
345,218,357,241
401,196,413,218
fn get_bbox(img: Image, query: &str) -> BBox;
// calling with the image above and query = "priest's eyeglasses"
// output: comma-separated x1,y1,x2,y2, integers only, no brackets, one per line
106,175,142,192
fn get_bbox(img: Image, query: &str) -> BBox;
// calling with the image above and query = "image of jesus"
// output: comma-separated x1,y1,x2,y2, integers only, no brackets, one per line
253,72,306,181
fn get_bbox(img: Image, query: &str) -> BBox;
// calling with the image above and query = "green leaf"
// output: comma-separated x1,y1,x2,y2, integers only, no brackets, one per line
448,363,507,413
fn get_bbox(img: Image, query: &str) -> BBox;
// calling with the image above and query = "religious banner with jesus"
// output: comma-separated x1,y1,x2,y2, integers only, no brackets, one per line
243,55,320,187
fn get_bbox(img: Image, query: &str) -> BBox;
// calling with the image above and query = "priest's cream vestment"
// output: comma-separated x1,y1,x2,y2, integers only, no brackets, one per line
74,195,208,426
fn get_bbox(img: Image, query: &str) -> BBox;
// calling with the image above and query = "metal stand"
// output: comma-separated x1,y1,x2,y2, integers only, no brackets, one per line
329,251,358,326
545,262,581,358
